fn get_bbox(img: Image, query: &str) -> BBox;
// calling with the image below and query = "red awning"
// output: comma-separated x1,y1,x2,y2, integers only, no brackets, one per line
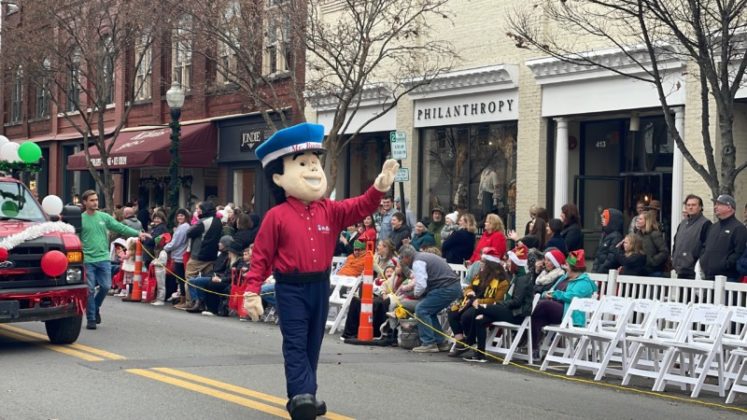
67,123,217,170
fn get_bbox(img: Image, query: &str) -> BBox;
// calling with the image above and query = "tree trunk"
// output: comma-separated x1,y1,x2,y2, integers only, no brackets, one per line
719,108,737,196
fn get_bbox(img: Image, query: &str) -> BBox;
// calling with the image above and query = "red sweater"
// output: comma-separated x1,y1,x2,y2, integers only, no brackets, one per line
469,230,507,263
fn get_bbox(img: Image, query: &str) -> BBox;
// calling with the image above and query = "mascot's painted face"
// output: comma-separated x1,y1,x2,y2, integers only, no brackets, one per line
272,151,327,204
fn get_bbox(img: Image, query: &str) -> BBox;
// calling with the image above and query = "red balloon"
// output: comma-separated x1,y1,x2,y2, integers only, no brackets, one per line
0,247,8,262
41,250,68,277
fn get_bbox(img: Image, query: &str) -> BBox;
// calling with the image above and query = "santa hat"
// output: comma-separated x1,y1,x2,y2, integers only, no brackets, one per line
445,211,459,224
507,243,528,267
567,249,586,270
480,247,502,264
545,249,566,269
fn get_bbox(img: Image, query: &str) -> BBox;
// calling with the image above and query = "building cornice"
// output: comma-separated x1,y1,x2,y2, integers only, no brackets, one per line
406,64,518,100
308,83,391,112
526,44,684,85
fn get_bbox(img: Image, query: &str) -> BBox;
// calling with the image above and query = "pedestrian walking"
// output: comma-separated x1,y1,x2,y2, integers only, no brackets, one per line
80,190,149,330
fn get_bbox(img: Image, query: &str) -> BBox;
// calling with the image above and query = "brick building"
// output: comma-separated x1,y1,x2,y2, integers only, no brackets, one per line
0,1,302,215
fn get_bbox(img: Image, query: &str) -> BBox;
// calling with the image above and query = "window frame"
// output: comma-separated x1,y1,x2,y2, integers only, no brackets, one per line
172,15,193,90
134,37,153,101
10,66,24,123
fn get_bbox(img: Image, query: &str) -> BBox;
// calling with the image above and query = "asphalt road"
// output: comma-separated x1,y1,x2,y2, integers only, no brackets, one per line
1,298,745,420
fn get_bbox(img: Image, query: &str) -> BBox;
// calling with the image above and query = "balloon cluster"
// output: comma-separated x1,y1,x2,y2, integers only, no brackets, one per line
0,135,42,164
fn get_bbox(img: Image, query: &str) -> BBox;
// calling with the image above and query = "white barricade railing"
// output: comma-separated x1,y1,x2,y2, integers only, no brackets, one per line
600,270,746,306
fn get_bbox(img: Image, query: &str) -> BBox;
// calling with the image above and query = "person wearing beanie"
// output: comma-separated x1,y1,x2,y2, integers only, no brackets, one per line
440,211,459,242
427,207,446,247
447,247,509,358
337,240,369,277
701,194,747,281
592,208,624,274
185,239,244,314
529,249,597,358
462,246,534,363
184,235,235,313
534,248,567,294
411,220,436,251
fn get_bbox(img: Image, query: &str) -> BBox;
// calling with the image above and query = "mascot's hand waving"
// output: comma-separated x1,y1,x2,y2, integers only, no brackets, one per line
374,159,400,192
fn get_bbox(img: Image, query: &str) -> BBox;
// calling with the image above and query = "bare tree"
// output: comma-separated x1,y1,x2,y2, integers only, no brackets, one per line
180,0,458,194
2,0,168,209
507,0,747,198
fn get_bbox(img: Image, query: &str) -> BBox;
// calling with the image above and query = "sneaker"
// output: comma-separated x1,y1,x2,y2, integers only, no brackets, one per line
201,311,214,316
448,344,470,357
86,321,97,330
412,344,439,353
95,310,101,325
437,341,453,352
116,290,128,297
239,316,250,322
151,301,165,306
463,353,486,363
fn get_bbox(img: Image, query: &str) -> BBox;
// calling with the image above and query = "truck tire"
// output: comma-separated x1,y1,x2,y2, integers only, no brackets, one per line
45,315,83,344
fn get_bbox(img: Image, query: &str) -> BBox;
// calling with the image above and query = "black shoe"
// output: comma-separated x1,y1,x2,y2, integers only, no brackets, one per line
463,352,486,363
86,321,97,330
287,394,316,420
315,398,327,416
95,310,101,324
448,344,470,357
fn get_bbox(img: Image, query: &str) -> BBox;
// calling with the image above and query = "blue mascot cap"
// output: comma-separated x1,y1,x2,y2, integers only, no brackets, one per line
255,122,325,168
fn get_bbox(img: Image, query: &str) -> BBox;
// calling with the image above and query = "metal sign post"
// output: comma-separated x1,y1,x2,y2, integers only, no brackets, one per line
390,131,408,226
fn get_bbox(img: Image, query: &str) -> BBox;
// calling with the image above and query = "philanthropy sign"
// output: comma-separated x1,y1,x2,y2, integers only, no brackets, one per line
414,89,518,127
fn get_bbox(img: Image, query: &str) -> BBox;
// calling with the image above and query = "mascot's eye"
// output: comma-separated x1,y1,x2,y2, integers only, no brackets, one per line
300,161,306,166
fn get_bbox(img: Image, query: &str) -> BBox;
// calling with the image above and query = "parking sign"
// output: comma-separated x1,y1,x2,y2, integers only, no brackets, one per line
389,131,407,160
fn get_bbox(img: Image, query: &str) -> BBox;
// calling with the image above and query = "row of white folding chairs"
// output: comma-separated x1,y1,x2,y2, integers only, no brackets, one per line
538,295,747,402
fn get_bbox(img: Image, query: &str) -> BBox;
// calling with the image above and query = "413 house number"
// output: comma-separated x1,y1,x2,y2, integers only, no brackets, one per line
595,140,607,149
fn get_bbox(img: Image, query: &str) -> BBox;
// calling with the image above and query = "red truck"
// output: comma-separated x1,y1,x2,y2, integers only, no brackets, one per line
0,177,86,344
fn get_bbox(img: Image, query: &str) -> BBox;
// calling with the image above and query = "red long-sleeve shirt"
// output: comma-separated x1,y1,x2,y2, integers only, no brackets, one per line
245,186,384,294
469,230,507,263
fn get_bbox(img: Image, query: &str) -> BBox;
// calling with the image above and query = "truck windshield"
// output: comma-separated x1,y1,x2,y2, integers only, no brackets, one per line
0,181,46,222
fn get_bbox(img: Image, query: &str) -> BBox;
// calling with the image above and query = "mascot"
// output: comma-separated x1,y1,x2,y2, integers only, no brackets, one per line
244,122,399,419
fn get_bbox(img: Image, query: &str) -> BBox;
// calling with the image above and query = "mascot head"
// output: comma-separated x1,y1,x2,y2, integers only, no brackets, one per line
256,122,327,205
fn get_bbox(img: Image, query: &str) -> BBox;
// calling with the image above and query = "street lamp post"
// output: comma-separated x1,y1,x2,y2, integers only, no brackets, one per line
166,81,185,213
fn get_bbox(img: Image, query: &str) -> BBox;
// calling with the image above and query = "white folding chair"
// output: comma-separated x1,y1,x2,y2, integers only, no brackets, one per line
326,275,362,335
449,263,469,288
567,296,635,380
622,301,690,388
653,304,732,397
722,307,747,387
726,348,747,404
331,256,347,275
485,294,540,365
540,298,601,372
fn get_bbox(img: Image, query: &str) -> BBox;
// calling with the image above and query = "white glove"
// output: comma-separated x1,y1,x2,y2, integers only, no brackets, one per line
374,159,400,192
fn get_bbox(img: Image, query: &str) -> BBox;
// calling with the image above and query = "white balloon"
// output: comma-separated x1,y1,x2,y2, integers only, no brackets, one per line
42,195,64,216
0,142,20,162
0,135,9,148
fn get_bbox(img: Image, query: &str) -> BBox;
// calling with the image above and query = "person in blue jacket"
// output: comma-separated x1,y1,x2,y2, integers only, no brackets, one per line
529,249,597,358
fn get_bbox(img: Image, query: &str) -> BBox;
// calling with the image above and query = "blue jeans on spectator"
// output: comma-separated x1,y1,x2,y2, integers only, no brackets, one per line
261,283,276,307
415,282,462,346
85,261,111,322
188,277,213,301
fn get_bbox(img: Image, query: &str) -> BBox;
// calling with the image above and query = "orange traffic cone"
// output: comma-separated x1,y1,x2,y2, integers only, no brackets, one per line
123,239,143,302
357,242,375,341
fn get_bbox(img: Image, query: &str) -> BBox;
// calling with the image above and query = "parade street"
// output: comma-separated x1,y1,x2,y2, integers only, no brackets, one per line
0,298,744,420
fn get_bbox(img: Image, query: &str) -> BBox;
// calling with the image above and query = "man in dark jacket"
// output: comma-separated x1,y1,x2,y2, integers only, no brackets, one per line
427,207,445,247
179,201,222,308
672,194,711,279
700,195,747,281
592,208,623,274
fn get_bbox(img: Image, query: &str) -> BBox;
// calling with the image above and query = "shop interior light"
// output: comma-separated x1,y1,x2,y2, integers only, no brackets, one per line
629,112,640,132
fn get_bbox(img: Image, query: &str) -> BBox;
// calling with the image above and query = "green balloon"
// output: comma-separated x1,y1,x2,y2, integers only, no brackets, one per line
18,142,42,163
1,201,18,217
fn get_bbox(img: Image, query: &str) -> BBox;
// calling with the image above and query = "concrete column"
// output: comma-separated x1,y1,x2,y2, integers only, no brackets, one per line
671,107,685,249
553,117,569,217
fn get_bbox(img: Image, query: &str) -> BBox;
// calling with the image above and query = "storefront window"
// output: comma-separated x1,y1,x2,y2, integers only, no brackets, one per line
232,168,256,210
420,122,517,227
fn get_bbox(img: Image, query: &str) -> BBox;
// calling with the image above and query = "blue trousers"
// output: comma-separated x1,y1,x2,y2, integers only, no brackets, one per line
275,279,330,399
85,261,111,322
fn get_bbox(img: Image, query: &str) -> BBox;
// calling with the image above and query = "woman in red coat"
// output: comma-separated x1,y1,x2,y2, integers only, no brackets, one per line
358,214,377,245
469,213,507,264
